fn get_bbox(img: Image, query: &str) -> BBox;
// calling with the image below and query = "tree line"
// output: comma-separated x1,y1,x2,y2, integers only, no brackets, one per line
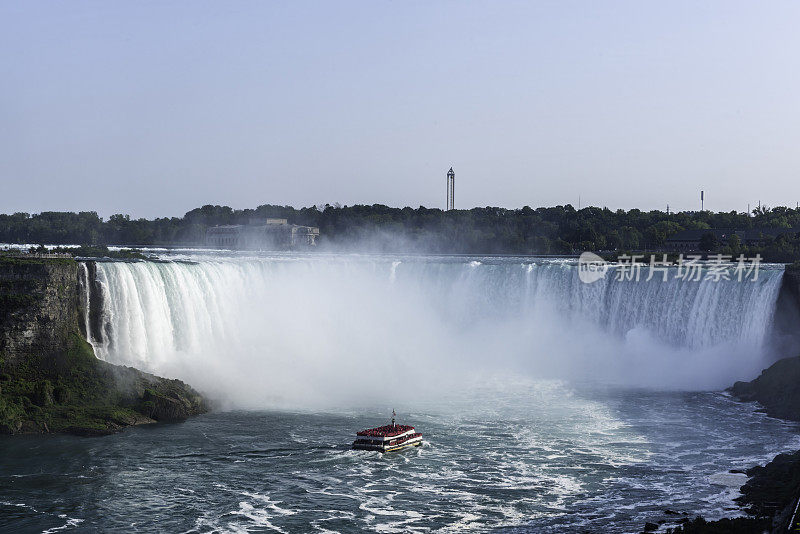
2,204,800,260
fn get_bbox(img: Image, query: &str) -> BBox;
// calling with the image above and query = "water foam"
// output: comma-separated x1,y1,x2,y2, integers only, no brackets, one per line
84,255,785,407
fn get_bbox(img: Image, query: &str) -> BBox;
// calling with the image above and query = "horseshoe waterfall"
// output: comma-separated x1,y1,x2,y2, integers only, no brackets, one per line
8,253,800,533
80,255,787,409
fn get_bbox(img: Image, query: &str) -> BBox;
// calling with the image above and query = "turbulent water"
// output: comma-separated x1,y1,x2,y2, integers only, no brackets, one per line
2,383,800,533
3,253,797,533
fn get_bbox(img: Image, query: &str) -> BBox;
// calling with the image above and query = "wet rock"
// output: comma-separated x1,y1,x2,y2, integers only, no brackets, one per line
730,356,800,421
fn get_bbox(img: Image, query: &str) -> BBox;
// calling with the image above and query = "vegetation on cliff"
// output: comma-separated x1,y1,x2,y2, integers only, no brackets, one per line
0,244,148,260
0,332,208,435
51,244,148,260
0,256,208,436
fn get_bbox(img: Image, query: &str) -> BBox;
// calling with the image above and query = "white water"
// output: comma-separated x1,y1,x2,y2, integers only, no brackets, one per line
84,255,785,408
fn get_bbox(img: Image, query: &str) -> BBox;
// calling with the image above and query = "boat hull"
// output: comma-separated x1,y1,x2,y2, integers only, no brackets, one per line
352,436,423,453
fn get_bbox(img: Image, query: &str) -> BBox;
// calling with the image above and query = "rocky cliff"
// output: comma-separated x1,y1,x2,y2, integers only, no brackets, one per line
0,256,209,435
783,263,800,305
730,263,800,423
0,257,77,367
730,356,800,421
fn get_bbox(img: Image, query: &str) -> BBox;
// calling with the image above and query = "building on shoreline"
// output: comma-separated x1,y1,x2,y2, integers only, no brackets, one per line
205,219,319,250
665,227,800,252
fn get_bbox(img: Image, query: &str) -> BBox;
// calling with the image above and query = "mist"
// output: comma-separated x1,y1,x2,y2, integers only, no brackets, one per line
79,254,786,411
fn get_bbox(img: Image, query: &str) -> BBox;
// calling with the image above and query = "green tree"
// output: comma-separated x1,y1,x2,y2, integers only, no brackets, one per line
699,233,718,251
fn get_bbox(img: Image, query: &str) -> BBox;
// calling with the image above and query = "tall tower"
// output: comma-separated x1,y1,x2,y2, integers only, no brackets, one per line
446,167,455,211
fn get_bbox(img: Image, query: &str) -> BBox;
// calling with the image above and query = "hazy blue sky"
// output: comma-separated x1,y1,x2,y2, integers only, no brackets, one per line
2,1,799,218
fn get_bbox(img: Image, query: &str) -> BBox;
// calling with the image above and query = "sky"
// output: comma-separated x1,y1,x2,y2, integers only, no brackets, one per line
1,1,799,219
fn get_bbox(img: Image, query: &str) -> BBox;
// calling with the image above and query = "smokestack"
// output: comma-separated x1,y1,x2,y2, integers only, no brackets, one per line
701,190,704,211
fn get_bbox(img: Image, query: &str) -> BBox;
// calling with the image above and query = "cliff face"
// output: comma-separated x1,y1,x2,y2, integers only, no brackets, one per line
724,265,800,423
0,257,78,368
730,356,800,421
782,264,800,320
732,264,800,420
0,256,209,435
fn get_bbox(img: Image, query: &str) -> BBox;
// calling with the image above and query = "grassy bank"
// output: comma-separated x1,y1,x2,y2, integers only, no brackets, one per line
0,255,207,436
0,331,208,435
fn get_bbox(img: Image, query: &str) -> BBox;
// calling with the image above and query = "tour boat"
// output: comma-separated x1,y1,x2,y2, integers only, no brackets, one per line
352,410,423,453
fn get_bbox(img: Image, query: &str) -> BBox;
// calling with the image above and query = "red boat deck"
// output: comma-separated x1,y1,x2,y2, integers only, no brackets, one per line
356,424,415,438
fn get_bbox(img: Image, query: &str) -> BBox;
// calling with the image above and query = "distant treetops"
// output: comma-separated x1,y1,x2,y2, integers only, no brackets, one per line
1,203,800,261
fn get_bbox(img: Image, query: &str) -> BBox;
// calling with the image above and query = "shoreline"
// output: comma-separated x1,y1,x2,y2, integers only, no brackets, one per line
647,356,800,533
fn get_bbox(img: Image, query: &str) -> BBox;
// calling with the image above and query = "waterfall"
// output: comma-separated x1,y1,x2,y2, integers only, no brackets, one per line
83,257,786,407
77,262,91,341
527,262,783,349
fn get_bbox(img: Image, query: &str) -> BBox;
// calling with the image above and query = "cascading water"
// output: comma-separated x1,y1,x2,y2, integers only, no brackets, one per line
11,254,800,533
84,255,785,408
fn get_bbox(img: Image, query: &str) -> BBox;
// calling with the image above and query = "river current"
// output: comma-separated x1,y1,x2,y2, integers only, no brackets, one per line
2,252,797,532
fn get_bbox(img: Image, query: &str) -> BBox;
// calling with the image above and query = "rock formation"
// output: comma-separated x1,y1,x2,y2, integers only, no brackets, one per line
0,256,208,435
